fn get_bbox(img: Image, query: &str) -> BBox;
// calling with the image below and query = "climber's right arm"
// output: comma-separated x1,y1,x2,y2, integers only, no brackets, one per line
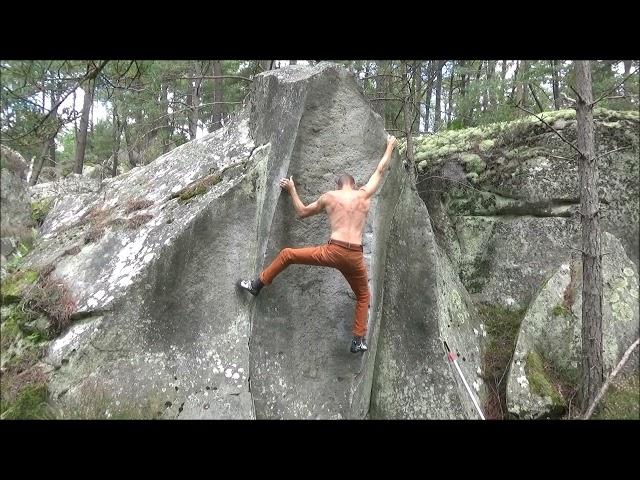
360,135,397,199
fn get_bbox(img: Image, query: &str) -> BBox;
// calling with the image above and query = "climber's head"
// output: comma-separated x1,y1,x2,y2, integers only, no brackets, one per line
336,173,355,190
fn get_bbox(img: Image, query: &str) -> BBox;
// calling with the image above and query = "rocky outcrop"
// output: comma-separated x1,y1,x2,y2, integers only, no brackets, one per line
10,63,482,419
29,112,260,419
410,109,639,309
506,233,639,419
370,161,485,419
0,159,33,260
249,64,394,419
1,145,29,181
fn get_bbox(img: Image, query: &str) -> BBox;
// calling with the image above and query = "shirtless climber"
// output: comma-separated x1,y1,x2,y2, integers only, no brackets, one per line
239,135,398,353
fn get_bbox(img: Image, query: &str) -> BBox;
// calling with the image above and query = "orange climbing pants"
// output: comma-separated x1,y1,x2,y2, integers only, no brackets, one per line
259,239,370,337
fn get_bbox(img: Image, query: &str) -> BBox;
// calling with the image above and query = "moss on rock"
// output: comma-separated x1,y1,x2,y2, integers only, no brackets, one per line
1,269,40,304
171,173,223,203
410,108,638,163
525,350,565,407
460,153,486,173
31,198,54,226
0,382,52,420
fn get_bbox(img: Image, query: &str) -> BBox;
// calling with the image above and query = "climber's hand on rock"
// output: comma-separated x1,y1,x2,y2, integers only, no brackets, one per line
387,135,397,148
280,176,295,193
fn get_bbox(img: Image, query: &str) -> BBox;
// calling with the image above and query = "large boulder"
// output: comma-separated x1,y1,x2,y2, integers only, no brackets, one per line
248,64,395,418
30,111,261,419
412,109,639,309
506,232,639,419
0,156,34,260
369,162,485,419
15,62,482,419
1,145,29,181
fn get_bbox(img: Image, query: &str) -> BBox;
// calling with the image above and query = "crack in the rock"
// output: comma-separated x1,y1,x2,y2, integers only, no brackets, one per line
70,309,112,322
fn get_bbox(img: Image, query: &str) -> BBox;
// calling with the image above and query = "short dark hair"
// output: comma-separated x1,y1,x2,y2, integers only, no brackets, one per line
337,173,355,189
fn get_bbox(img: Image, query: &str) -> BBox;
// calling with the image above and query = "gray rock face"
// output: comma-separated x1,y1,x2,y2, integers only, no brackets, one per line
506,232,639,419
1,145,29,180
414,109,639,309
370,165,485,419
452,216,580,309
0,167,33,259
37,113,261,418
29,174,101,204
249,64,394,418
17,62,480,419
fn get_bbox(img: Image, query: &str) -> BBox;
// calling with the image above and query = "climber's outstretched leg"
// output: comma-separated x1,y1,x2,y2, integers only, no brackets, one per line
238,244,337,296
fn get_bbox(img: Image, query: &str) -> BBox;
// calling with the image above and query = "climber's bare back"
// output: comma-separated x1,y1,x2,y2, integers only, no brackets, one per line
278,135,397,243
324,189,370,245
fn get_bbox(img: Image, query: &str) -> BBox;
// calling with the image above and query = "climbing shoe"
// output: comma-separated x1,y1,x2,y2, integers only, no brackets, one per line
350,336,368,353
239,278,263,296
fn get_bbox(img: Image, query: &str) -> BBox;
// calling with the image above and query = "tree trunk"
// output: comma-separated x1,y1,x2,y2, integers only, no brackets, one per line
447,61,455,127
186,62,199,140
434,61,444,132
575,60,604,412
160,82,171,154
90,98,94,136
459,60,468,126
73,76,96,174
259,60,273,72
123,121,137,168
48,87,58,167
623,60,632,97
510,60,519,102
500,60,508,104
374,60,389,124
551,60,562,110
28,139,50,186
484,61,495,112
402,61,416,183
459,60,466,101
413,61,422,133
112,101,121,177
518,60,529,110
211,60,224,131
423,61,434,133
529,83,544,113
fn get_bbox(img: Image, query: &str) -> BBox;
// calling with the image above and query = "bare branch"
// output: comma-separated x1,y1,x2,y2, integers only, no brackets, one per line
595,145,632,160
591,68,638,107
167,75,253,83
569,84,583,103
100,73,145,93
583,338,640,419
9,60,109,141
568,245,588,255
360,73,405,81
528,83,544,113
562,93,577,104
512,103,583,156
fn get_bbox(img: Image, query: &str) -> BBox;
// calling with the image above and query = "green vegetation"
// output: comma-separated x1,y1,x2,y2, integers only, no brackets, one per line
594,375,640,420
525,351,565,406
478,303,526,419
172,173,222,202
552,304,571,317
31,198,54,226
